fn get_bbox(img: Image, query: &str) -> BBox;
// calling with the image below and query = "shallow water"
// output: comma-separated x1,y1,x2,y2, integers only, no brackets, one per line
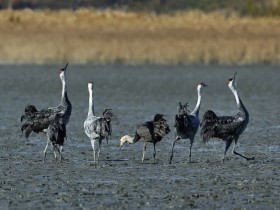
0,64,279,209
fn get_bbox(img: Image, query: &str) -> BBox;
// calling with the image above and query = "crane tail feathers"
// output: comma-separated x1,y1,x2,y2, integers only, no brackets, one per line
200,110,218,143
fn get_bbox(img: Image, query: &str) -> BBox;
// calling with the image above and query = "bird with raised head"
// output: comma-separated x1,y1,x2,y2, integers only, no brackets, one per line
200,72,254,162
21,63,72,140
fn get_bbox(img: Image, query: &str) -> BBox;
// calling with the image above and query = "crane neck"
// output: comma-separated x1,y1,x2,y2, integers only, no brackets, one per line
59,71,67,99
88,89,95,117
230,86,241,107
191,87,201,116
231,87,248,117
61,79,66,98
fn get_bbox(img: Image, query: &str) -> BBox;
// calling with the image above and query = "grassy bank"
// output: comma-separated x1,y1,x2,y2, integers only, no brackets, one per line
0,9,280,64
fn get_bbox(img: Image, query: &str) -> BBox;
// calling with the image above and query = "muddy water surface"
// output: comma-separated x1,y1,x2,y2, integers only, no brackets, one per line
0,65,279,209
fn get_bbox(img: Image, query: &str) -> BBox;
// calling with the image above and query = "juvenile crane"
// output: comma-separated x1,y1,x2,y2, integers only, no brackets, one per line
169,82,207,164
200,72,254,162
44,114,66,162
21,63,72,139
119,114,170,163
84,82,115,164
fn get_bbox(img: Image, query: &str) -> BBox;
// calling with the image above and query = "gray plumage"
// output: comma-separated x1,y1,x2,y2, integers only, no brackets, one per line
120,114,170,163
84,82,115,164
21,63,72,139
44,114,66,162
200,72,254,162
169,82,207,164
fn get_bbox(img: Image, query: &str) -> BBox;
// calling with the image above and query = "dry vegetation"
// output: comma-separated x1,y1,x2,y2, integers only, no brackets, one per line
0,9,280,64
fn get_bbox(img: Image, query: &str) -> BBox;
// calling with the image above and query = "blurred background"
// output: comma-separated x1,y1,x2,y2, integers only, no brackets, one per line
2,0,280,15
0,0,280,64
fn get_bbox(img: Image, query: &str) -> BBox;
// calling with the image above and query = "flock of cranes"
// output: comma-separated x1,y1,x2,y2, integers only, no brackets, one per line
20,63,254,164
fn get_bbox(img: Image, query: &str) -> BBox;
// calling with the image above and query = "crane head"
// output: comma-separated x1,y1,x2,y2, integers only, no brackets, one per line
197,82,207,93
88,82,93,90
228,72,237,83
227,72,237,84
59,62,69,74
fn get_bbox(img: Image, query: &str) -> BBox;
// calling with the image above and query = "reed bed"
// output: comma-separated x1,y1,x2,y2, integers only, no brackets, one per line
0,9,280,64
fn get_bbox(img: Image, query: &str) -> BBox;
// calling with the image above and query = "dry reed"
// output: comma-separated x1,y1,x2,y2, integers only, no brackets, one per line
0,9,280,64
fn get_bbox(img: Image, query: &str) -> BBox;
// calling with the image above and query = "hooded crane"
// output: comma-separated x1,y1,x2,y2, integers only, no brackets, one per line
43,114,66,162
200,72,254,162
21,63,72,140
169,82,207,164
84,82,115,164
119,114,170,163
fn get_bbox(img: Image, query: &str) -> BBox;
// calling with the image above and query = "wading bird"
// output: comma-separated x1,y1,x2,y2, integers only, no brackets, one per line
200,72,254,162
21,63,72,140
44,114,66,162
84,82,115,164
120,114,170,163
169,82,207,163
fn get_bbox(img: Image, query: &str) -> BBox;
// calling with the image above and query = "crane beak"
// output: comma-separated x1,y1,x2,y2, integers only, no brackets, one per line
233,72,237,79
62,62,69,71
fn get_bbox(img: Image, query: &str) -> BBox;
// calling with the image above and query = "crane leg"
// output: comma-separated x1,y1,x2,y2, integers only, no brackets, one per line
43,140,50,162
223,140,233,162
142,142,148,162
232,142,255,161
169,136,180,164
59,145,63,162
91,139,97,164
189,138,194,163
52,144,57,161
97,140,102,163
153,143,156,164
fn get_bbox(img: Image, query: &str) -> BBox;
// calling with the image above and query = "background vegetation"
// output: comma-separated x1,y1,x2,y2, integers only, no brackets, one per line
0,1,280,64
2,0,280,16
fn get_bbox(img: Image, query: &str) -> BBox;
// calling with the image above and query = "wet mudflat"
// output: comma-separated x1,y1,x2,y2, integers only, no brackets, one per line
0,64,279,209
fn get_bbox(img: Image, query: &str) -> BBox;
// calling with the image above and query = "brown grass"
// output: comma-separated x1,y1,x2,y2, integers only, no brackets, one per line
0,9,280,64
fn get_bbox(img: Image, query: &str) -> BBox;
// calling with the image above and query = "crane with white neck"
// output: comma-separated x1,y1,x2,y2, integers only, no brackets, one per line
84,82,115,164
200,72,254,162
169,82,207,164
21,63,72,139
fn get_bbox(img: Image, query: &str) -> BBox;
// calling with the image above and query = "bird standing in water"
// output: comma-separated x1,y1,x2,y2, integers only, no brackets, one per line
84,82,115,164
120,114,170,163
200,72,254,162
21,63,72,139
169,82,207,164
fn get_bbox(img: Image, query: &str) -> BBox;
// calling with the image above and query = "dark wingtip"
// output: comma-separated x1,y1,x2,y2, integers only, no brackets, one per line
154,113,165,122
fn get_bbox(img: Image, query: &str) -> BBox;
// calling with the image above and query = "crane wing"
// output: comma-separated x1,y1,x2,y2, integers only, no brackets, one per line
47,118,66,145
200,110,238,142
136,122,153,141
21,105,59,138
84,116,111,139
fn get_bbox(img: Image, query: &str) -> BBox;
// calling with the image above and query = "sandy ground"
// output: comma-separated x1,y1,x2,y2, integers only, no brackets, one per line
0,64,279,209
